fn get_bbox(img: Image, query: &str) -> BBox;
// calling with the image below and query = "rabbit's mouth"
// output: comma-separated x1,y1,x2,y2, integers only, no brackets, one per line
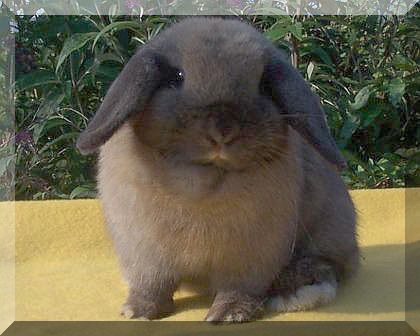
192,159,230,171
192,150,244,171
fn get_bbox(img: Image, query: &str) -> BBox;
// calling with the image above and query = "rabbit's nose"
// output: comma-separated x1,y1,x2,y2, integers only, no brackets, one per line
207,122,240,146
205,103,241,145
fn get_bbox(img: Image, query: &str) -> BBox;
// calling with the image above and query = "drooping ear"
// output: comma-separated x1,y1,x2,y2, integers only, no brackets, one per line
264,50,347,170
76,49,163,155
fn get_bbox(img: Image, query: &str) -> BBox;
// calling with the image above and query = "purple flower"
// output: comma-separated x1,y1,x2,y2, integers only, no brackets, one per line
15,130,33,145
125,0,141,11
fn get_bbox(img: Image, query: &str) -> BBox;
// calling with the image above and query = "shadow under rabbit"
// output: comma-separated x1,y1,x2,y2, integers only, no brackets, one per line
167,242,414,319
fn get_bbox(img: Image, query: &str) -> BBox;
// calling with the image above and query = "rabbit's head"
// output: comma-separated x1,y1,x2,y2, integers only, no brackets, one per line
77,18,346,173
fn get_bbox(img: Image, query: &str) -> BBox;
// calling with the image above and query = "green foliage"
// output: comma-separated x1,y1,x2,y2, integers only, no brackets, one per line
8,10,420,200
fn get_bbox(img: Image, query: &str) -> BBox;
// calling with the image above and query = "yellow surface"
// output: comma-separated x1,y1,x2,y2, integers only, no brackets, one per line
0,202,15,334
1,189,419,328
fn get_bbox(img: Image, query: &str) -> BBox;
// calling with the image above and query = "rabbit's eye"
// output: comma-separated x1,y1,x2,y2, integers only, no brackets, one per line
167,69,184,89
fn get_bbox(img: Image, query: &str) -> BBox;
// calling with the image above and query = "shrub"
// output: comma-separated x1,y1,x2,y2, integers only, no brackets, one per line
5,10,420,199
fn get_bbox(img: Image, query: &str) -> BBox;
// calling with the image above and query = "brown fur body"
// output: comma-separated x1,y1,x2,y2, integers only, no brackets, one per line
98,122,358,321
78,17,359,322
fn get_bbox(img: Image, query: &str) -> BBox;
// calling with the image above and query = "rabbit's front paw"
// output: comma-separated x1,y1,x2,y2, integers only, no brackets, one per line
121,299,174,320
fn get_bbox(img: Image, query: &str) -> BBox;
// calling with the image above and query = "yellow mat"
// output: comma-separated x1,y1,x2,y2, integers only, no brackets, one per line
1,188,419,332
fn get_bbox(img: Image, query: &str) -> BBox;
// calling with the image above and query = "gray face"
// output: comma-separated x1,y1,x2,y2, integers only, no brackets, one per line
133,89,286,172
131,38,287,172
131,19,289,172
77,18,346,172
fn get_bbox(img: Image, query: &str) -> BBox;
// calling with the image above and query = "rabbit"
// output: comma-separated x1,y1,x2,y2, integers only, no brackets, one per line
76,17,359,323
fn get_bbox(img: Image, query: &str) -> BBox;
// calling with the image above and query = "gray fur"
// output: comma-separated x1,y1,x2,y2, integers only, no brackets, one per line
77,17,359,323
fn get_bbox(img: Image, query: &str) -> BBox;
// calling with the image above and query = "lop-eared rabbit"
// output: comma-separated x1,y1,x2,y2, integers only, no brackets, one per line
77,17,359,323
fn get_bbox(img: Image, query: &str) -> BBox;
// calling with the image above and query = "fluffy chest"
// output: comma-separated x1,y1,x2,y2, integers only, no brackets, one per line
98,131,303,276
129,180,298,277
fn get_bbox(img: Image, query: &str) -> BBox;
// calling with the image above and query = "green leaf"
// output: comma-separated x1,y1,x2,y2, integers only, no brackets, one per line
95,63,121,82
395,147,420,159
253,7,288,15
108,3,119,18
339,114,360,144
264,19,291,42
56,32,97,72
392,55,416,71
265,24,288,42
360,104,382,128
31,118,70,144
265,20,303,42
288,22,303,41
38,132,80,154
15,69,60,92
312,47,333,68
96,52,124,64
36,90,66,118
70,184,96,199
92,21,142,50
387,78,406,107
0,154,14,177
351,86,373,110
307,61,315,80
